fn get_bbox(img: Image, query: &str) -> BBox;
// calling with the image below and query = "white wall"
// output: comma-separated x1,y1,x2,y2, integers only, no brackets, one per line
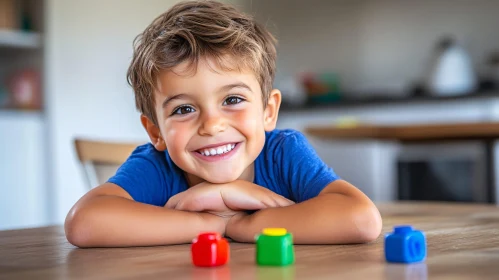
0,112,48,229
45,0,246,224
248,0,499,96
245,0,363,94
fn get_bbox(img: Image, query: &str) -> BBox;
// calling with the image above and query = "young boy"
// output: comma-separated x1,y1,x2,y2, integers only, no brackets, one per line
65,0,382,247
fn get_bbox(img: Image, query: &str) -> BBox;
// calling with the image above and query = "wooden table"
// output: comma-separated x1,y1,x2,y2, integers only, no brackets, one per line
1,202,499,280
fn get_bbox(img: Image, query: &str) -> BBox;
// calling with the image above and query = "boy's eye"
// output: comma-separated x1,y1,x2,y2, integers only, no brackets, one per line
223,96,244,106
172,105,195,115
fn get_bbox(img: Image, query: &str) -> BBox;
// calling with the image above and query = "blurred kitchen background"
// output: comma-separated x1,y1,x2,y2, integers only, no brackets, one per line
2,0,499,230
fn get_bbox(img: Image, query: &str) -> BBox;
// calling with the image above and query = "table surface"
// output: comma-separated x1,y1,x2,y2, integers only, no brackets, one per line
1,202,499,280
305,122,499,142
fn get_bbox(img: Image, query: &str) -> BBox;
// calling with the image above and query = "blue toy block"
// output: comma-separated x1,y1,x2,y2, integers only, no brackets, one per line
384,225,426,263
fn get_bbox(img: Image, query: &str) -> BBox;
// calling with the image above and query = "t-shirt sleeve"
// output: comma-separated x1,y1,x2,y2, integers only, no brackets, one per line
107,146,167,206
278,130,340,202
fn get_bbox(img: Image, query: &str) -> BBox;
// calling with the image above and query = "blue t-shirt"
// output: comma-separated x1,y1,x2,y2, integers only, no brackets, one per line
107,129,339,206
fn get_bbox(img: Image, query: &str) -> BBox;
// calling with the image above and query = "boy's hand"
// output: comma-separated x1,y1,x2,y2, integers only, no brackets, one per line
165,180,294,213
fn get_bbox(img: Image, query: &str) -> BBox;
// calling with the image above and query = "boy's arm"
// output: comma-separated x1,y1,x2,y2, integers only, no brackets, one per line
226,179,382,244
65,183,225,248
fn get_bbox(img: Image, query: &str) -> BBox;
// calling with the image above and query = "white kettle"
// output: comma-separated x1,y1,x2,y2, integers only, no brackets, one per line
427,37,477,96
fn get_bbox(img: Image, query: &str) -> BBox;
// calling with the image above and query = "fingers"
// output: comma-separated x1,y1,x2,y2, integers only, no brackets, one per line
171,191,231,212
220,188,265,210
165,183,296,213
228,192,294,210
219,183,297,210
274,195,295,207
262,193,295,208
165,193,183,209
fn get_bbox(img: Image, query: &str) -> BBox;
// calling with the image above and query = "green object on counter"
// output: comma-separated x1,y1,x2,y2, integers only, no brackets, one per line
309,93,341,103
256,228,295,266
307,72,342,104
319,72,340,93
21,14,33,31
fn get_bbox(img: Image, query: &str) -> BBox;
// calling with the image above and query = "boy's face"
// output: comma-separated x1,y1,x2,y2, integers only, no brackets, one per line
142,57,281,185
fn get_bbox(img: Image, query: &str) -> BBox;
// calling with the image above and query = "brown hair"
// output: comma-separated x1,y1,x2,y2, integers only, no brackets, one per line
127,0,277,126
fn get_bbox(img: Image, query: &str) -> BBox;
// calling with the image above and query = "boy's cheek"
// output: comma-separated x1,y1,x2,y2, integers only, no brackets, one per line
164,124,191,148
234,109,262,129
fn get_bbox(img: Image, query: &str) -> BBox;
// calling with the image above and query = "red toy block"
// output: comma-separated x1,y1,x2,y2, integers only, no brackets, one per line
191,232,229,267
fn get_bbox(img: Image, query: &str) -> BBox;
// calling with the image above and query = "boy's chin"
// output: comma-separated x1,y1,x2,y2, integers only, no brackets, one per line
202,174,242,184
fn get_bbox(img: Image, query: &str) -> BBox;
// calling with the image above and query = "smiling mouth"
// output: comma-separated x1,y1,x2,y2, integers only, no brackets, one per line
196,143,238,156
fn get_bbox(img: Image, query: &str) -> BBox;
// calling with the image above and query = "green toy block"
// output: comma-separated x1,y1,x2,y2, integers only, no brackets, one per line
256,228,295,266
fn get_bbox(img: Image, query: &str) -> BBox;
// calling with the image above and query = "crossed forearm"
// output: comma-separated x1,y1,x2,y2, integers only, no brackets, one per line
226,182,382,244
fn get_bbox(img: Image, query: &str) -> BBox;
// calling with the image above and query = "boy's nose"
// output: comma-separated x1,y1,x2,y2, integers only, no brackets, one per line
198,112,227,136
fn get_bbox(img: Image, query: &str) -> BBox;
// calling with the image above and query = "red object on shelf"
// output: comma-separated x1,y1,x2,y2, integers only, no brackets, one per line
191,232,229,267
8,69,42,110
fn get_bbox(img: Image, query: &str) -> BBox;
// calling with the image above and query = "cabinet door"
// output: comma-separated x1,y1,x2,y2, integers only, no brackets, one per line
0,113,49,230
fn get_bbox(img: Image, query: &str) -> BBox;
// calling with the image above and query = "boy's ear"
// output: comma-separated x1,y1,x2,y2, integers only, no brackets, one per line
141,114,167,151
263,89,282,131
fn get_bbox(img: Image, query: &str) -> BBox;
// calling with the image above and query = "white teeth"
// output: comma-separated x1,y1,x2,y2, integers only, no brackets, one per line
199,143,237,156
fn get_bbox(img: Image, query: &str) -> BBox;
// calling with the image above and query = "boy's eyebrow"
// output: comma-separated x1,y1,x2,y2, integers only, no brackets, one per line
162,93,190,108
218,82,253,93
